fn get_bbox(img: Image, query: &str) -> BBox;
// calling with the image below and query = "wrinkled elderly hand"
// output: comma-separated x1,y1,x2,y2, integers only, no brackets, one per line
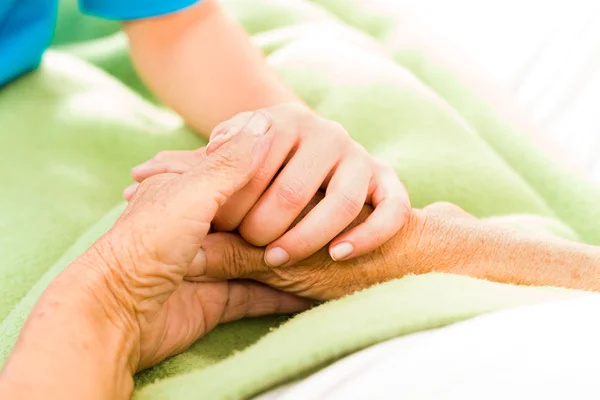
7,112,310,377
127,103,410,267
197,199,477,300
100,111,312,371
199,198,600,301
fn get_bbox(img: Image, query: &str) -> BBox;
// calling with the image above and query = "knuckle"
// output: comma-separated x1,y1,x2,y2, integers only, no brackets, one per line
137,175,161,193
376,159,396,175
220,237,263,278
287,105,317,134
205,146,238,172
433,201,457,209
253,164,273,186
213,211,241,232
222,242,248,277
275,178,309,209
427,201,466,216
292,102,309,113
135,173,177,200
382,161,396,174
226,284,251,317
399,197,412,218
328,120,347,135
335,192,363,218
143,173,172,188
351,142,369,157
254,298,280,315
282,232,314,260
333,121,351,140
185,149,205,162
298,150,320,172
395,201,413,230
194,147,208,161
384,195,411,221
369,225,385,246
286,102,311,117
324,120,350,145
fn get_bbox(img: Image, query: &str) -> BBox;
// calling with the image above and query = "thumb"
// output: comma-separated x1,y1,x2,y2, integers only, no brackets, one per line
167,111,274,228
187,233,268,280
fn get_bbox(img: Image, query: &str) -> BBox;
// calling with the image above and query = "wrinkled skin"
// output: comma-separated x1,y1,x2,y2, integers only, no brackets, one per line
74,111,312,371
197,197,475,300
123,145,480,301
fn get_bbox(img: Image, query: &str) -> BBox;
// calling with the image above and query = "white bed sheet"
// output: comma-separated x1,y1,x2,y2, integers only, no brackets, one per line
258,294,600,399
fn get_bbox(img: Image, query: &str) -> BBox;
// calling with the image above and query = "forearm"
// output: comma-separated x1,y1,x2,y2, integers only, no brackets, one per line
125,0,299,137
418,215,600,292
0,257,135,400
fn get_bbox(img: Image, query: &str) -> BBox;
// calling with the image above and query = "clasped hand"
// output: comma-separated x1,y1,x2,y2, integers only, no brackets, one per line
126,103,410,266
101,109,473,372
0,108,487,393
77,108,442,372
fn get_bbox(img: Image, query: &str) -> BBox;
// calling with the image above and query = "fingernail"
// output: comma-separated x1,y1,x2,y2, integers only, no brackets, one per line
123,183,139,199
210,126,229,140
205,128,235,155
265,247,290,267
206,111,271,155
330,242,353,261
189,248,207,277
244,111,271,136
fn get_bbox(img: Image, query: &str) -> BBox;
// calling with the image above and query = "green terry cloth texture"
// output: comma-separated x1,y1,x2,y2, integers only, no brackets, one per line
0,0,598,398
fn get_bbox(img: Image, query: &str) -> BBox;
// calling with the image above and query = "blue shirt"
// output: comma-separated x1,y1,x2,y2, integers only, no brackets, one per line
0,0,198,87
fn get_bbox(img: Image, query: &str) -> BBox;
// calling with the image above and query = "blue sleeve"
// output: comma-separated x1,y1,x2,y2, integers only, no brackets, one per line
80,0,201,20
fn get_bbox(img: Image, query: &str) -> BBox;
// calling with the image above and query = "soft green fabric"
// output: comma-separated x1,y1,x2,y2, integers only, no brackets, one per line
1,0,598,398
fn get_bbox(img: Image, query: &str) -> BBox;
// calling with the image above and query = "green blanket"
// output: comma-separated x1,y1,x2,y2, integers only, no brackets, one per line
1,0,598,398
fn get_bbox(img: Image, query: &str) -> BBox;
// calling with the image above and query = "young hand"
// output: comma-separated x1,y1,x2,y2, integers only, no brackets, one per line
126,103,410,267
